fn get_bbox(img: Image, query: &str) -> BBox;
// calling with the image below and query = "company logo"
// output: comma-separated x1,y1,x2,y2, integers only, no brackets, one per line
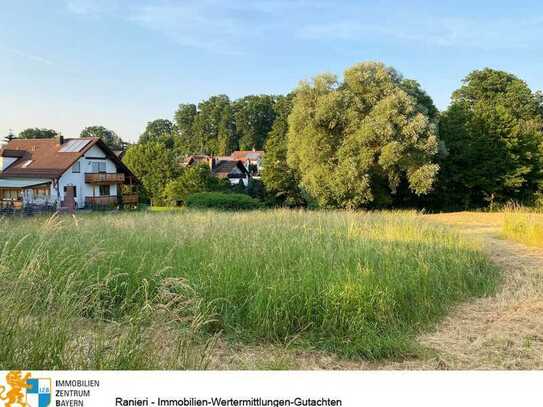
0,371,51,407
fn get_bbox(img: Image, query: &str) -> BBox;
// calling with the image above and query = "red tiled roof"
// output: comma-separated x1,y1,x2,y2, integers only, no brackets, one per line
230,150,264,161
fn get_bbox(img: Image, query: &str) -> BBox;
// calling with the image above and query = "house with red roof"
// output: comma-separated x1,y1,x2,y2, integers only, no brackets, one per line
0,136,139,210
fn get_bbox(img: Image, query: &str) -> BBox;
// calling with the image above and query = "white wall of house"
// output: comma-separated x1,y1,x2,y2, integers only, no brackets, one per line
0,157,17,171
227,167,249,186
49,145,118,208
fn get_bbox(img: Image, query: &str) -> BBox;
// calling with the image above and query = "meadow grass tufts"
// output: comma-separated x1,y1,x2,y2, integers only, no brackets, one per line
0,210,499,368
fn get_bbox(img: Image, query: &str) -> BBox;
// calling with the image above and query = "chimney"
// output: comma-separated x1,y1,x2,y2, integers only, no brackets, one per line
57,135,64,145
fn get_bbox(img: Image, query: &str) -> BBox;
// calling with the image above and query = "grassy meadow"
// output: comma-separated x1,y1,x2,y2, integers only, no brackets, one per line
503,208,543,247
0,210,499,369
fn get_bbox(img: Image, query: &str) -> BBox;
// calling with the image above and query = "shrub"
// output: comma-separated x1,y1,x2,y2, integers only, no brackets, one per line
163,164,230,206
186,192,260,210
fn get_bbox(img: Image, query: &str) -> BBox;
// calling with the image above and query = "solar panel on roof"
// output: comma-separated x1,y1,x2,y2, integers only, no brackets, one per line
59,139,91,153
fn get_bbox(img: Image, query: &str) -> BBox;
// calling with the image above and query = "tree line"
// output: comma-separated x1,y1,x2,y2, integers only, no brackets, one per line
12,61,543,211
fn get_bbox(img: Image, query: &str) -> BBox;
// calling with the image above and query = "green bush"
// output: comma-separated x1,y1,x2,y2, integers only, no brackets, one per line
186,192,260,210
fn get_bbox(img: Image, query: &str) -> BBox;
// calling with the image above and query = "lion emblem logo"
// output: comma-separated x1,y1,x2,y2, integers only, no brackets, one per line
0,371,31,407
0,372,51,407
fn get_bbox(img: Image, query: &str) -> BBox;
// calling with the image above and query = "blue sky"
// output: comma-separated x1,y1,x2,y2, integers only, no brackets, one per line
2,0,543,143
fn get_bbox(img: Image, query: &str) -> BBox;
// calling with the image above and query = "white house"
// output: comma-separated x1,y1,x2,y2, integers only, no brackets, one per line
210,158,250,186
230,150,264,177
182,155,251,186
0,136,139,210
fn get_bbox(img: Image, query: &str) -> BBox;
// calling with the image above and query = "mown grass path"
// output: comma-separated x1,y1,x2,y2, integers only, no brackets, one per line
413,213,543,369
212,212,543,369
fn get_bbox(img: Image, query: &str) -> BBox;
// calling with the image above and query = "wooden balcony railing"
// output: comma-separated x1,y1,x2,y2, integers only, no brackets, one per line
85,173,125,184
85,196,118,207
122,193,139,204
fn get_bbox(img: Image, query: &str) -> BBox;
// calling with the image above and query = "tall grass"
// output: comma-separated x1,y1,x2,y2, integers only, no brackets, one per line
0,210,498,368
503,207,543,247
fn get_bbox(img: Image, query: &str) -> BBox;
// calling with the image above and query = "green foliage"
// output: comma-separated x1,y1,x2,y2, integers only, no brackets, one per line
287,62,439,209
0,211,498,364
139,119,176,148
190,95,237,155
174,103,198,155
261,95,306,207
234,95,276,150
247,178,267,201
18,128,58,139
123,142,178,205
173,95,279,156
162,164,230,206
80,125,124,150
185,192,260,210
436,68,543,209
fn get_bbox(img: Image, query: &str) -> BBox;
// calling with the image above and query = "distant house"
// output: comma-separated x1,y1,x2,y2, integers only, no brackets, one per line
230,150,264,176
181,154,213,167
182,154,250,186
210,158,250,186
0,136,139,210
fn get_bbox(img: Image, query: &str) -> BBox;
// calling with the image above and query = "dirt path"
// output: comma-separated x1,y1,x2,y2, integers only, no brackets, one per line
211,212,543,370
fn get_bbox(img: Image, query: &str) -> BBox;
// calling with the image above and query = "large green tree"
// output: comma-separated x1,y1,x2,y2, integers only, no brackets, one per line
174,104,198,155
287,62,439,209
437,68,543,208
80,126,124,150
261,94,305,206
18,128,58,139
139,119,176,148
192,95,237,155
234,95,276,150
123,142,178,205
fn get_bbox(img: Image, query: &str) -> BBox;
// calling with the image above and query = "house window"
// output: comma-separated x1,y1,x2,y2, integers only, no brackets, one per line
72,161,81,173
91,161,106,173
1,189,22,200
64,186,77,197
32,186,50,199
99,185,110,196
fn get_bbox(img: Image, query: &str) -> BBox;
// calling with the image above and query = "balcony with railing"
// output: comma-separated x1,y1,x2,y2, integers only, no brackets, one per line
122,193,139,205
85,173,125,184
85,195,118,207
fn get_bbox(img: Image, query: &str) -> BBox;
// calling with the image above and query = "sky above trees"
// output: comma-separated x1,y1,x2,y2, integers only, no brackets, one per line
2,0,543,142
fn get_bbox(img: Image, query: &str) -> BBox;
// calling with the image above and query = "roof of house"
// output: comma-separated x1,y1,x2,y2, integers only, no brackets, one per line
181,154,211,167
212,159,249,178
0,137,138,182
230,150,264,161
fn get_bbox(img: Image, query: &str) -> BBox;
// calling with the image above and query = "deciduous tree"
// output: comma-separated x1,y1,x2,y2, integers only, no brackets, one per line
287,62,439,208
123,142,178,205
261,95,305,206
18,128,58,139
139,119,176,148
234,95,276,150
436,68,543,208
81,125,124,150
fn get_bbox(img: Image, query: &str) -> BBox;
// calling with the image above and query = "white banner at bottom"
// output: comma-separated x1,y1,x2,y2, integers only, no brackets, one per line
0,371,539,407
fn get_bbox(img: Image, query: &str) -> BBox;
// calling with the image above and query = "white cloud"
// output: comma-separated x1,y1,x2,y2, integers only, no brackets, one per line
65,0,334,54
298,15,543,50
2,46,54,65
128,1,245,55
